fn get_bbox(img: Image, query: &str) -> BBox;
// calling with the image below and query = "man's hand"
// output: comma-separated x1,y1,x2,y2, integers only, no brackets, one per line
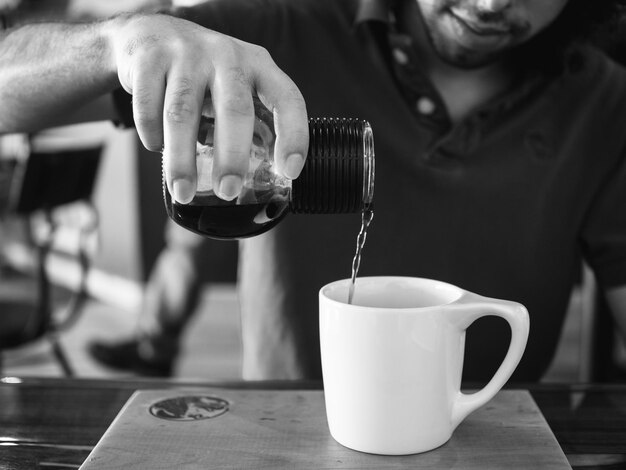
106,13,308,203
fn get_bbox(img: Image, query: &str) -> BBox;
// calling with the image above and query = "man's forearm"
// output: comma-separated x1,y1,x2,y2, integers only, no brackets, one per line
0,20,119,133
0,11,309,204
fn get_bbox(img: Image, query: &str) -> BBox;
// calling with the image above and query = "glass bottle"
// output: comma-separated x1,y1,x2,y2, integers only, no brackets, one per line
163,98,375,240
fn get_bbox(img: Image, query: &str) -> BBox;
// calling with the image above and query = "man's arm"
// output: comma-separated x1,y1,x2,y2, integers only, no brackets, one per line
0,22,119,133
0,12,308,203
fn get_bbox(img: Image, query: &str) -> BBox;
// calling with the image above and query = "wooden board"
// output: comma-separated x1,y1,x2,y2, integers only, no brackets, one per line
79,388,571,469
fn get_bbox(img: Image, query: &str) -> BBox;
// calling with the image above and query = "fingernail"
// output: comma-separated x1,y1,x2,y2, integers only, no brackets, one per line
284,153,305,179
172,178,195,204
218,174,243,201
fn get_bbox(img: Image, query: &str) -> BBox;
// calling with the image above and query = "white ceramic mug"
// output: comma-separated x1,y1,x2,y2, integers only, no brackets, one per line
319,276,530,455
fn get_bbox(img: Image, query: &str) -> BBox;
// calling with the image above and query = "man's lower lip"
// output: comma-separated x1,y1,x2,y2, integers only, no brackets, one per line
447,12,509,49
449,9,510,36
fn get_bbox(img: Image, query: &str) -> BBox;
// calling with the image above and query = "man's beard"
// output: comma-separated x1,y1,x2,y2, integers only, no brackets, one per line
420,1,529,69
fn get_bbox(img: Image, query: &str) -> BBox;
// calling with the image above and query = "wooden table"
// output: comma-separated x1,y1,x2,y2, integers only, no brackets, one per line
1,377,625,469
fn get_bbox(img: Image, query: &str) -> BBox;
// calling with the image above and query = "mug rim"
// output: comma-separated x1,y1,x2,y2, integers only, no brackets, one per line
319,275,465,310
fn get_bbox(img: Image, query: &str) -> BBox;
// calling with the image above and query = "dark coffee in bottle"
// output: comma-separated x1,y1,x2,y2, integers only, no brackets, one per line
164,189,290,240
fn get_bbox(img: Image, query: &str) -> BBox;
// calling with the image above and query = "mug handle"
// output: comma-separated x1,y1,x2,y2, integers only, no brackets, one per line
446,292,530,429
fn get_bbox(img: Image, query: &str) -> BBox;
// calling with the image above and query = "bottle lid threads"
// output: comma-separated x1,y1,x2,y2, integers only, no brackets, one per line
290,118,375,214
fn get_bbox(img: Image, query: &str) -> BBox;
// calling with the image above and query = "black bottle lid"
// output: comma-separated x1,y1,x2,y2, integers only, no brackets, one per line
290,118,375,214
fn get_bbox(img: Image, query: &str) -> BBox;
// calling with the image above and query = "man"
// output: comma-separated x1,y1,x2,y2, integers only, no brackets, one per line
1,0,625,382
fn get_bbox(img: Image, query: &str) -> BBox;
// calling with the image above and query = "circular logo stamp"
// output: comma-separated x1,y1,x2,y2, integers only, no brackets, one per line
149,395,229,421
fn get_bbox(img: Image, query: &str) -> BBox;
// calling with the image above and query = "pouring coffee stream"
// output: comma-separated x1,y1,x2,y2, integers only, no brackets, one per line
348,204,374,304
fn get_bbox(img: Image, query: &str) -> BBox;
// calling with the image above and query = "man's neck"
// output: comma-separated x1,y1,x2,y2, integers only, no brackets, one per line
425,52,513,124
397,1,514,124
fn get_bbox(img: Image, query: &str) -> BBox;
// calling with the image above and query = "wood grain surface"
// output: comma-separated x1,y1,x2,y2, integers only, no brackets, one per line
79,388,571,469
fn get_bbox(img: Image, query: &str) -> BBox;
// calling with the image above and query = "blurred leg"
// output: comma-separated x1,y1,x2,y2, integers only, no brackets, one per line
135,220,205,360
89,220,205,376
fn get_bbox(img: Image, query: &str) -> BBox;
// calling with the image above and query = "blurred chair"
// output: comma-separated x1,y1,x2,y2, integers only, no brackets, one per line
0,132,102,376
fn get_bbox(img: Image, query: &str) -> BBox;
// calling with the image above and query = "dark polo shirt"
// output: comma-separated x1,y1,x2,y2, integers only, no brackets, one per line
121,0,626,381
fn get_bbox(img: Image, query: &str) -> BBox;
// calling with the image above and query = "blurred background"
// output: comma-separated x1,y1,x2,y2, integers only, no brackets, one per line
0,0,240,380
1,0,625,383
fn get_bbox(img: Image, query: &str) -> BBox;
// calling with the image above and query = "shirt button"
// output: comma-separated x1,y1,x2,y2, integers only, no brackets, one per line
392,48,409,65
416,97,436,115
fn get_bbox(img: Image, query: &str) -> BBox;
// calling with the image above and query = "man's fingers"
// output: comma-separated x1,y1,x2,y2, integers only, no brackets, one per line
131,66,165,152
255,67,308,180
162,74,205,204
211,66,255,201
114,19,308,203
